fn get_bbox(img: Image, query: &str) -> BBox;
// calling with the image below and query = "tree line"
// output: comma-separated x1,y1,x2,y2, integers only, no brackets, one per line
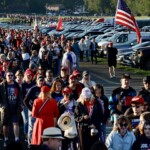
0,0,149,16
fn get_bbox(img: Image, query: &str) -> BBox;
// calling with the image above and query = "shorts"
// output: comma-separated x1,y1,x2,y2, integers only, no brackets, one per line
108,60,117,67
3,111,19,126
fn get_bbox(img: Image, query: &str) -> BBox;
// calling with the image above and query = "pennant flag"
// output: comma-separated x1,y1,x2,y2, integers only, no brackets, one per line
56,17,63,31
34,16,38,32
115,0,141,43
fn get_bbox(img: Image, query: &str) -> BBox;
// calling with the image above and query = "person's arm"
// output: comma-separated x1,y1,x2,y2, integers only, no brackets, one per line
23,88,33,111
105,131,114,150
31,99,39,118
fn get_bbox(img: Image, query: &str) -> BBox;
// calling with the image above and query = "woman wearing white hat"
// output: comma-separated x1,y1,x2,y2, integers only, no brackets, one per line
74,87,103,150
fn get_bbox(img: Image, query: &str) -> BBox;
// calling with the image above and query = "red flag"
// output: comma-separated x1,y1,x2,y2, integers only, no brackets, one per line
115,0,141,43
56,17,63,31
95,18,104,23
34,16,38,32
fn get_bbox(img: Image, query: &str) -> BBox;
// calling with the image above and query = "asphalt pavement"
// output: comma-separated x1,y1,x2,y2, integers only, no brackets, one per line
0,59,144,150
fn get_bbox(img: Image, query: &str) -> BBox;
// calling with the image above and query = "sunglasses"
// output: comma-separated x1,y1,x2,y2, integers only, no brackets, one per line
131,105,141,108
119,123,128,127
8,74,13,77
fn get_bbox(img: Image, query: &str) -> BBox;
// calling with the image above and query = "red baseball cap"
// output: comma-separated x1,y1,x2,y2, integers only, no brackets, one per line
69,74,76,80
130,96,144,105
72,70,80,77
62,87,72,94
25,70,32,76
61,66,68,71
41,85,50,93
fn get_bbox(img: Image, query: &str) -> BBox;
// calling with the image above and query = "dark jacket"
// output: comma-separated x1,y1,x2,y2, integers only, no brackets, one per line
132,135,150,150
74,100,103,129
29,144,52,150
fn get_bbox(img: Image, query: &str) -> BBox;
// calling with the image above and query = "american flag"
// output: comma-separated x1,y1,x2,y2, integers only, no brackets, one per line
115,0,141,43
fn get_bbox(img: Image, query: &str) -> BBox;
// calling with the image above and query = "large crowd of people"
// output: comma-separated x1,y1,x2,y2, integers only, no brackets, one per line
0,19,150,150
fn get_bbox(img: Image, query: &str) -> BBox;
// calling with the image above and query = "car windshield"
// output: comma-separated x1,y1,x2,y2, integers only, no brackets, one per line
108,33,120,42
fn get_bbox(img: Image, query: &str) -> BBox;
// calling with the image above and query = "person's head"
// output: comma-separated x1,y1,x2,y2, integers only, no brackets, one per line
82,70,90,81
29,63,37,72
130,96,144,116
142,121,150,139
93,83,104,97
138,111,150,134
91,37,95,42
115,115,132,135
72,70,81,80
31,50,38,56
79,87,94,103
36,76,45,87
120,73,131,89
85,35,89,40
45,70,53,82
90,141,108,150
12,59,18,67
69,74,77,87
37,65,44,74
6,70,14,83
107,42,113,48
143,76,150,91
38,85,51,100
62,87,72,100
15,70,24,80
24,69,33,81
0,53,6,62
41,127,64,150
60,66,69,77
50,78,63,93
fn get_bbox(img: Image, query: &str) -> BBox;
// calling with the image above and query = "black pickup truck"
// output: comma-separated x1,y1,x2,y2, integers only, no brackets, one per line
131,46,150,70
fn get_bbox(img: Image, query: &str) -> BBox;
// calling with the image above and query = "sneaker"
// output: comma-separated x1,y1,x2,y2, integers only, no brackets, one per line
3,140,9,147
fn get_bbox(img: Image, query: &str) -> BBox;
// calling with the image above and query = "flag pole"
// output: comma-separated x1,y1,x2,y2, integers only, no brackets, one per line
114,0,119,34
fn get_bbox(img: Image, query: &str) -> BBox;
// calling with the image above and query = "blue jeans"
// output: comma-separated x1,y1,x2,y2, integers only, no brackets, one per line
28,111,36,145
99,123,106,143
21,106,28,135
85,50,90,61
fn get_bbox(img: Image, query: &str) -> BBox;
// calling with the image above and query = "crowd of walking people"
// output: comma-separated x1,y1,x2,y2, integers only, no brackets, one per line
0,20,150,150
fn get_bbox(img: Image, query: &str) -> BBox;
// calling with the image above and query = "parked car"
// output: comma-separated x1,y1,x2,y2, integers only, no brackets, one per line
117,41,150,66
131,46,150,70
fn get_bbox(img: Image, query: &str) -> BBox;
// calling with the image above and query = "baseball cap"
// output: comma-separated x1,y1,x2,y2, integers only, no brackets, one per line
130,96,144,105
25,70,32,76
82,71,89,77
41,85,50,93
69,74,76,80
121,73,131,79
62,87,72,94
72,70,80,77
61,66,68,71
80,87,91,99
143,76,150,83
